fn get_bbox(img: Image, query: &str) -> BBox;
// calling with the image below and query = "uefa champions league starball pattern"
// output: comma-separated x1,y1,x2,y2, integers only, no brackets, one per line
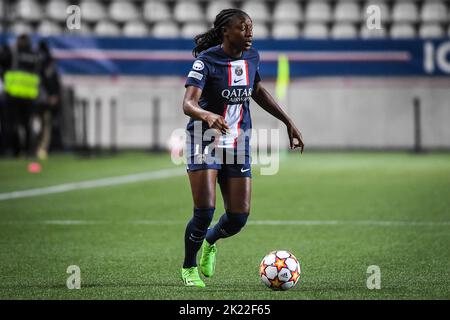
259,250,301,291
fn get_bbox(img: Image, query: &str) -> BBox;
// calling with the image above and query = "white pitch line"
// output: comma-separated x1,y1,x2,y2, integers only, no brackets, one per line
0,168,185,201
248,220,450,226
42,220,104,225
249,220,340,226
1,220,449,227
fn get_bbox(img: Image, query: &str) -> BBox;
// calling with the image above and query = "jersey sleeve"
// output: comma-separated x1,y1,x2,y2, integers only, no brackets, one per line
254,49,262,84
254,69,261,83
184,58,209,90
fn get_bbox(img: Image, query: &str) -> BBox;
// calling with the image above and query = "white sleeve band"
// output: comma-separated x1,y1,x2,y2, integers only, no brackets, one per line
188,71,204,81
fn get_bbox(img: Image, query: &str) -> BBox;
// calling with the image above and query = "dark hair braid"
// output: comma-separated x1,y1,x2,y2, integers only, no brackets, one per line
192,8,249,57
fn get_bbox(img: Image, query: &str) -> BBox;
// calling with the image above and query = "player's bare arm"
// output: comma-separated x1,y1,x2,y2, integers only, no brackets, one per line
252,81,305,152
183,86,230,134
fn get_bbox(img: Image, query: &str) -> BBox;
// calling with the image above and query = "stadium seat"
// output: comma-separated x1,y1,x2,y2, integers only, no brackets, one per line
123,21,150,37
94,21,121,37
303,23,329,38
362,1,390,23
241,1,271,22
334,1,360,23
272,22,301,39
390,23,416,39
206,1,234,23
305,1,332,22
360,24,387,38
109,0,140,23
273,1,303,23
419,23,445,38
10,22,33,35
143,0,172,22
14,0,43,22
80,0,106,22
173,1,204,23
37,20,63,36
331,23,358,39
252,23,270,39
75,23,93,36
46,0,69,22
181,23,208,39
421,1,448,23
152,21,180,38
392,1,419,23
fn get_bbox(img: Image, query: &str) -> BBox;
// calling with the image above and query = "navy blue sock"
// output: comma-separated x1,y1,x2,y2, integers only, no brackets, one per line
183,207,215,268
205,212,249,245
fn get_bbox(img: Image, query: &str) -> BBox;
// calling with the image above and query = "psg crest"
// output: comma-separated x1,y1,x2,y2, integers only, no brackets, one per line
235,66,243,76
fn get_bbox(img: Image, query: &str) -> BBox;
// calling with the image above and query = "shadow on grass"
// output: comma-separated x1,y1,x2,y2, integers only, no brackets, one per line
0,280,270,293
2,279,404,296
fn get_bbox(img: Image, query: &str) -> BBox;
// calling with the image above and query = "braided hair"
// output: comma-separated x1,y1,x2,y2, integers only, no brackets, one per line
192,8,250,58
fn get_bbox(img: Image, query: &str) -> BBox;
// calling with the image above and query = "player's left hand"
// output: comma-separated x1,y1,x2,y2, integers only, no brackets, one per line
287,123,304,153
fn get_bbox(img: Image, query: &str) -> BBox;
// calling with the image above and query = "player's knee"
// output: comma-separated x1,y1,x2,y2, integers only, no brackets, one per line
194,197,216,210
227,202,250,214
192,207,215,231
223,212,249,235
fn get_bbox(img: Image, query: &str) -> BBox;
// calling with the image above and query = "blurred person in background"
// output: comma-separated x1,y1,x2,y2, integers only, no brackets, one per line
0,43,13,156
0,34,41,158
0,49,7,156
36,40,62,160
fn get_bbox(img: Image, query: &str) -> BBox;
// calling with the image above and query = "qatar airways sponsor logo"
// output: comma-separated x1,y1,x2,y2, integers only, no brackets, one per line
221,88,253,103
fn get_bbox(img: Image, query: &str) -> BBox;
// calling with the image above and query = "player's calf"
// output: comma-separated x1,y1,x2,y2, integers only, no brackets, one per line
206,212,249,244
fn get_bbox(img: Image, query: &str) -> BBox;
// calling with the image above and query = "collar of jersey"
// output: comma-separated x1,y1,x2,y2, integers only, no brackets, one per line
218,44,245,60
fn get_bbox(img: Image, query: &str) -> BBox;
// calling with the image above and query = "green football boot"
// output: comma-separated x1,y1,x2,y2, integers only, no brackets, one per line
181,267,205,288
200,241,217,277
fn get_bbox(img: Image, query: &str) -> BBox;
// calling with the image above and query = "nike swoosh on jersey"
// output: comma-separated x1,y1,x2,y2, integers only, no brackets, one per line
241,168,250,173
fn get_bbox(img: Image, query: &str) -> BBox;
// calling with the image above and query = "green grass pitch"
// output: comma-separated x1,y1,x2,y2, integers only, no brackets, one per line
0,151,449,299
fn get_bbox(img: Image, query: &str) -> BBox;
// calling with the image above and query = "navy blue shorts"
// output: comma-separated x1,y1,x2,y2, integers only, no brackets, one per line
186,144,252,180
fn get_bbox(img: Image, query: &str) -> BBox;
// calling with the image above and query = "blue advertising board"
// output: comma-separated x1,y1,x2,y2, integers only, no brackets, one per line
30,36,450,77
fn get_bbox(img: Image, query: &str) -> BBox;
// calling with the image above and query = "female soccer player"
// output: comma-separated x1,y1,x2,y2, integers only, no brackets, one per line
181,9,304,287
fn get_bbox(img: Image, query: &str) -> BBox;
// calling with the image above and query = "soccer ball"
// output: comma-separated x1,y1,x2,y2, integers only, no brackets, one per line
259,250,301,291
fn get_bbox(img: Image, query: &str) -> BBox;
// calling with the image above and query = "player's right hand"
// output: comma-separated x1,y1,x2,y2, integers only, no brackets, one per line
205,113,230,134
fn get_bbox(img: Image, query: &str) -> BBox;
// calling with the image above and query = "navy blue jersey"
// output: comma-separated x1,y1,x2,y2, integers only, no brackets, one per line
185,45,261,149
